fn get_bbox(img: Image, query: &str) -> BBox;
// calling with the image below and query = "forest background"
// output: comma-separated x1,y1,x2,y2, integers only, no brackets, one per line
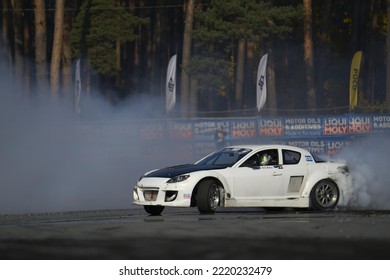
2,0,390,118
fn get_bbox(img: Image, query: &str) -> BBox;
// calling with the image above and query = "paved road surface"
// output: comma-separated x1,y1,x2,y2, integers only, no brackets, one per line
0,208,389,259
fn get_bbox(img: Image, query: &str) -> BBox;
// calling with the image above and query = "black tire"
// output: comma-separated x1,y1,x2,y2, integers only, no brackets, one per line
144,205,165,216
196,180,221,214
310,179,339,210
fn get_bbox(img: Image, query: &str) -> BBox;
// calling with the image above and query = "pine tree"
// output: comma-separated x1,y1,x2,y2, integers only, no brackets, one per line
71,0,148,85
189,0,302,114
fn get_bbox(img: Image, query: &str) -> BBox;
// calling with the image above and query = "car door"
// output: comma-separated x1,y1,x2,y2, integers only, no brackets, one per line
232,149,285,199
279,149,308,198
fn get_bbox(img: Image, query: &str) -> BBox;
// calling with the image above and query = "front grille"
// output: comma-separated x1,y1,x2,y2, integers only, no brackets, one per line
143,190,158,201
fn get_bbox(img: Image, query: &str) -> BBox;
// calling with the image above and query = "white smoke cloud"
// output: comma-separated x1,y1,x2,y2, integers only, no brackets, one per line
0,62,172,215
336,134,390,210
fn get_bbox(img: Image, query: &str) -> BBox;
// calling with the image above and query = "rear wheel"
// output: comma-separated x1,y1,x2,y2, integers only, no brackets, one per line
310,179,339,210
144,205,165,216
197,180,221,214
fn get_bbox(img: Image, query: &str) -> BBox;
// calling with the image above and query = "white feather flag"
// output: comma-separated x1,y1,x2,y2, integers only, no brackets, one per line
166,55,177,113
256,54,268,112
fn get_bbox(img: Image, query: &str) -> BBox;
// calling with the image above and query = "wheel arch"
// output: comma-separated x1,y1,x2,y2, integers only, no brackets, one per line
190,176,225,207
308,177,339,195
302,170,337,198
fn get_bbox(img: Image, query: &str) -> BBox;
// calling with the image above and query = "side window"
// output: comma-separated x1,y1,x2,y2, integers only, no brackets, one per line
240,154,260,168
259,149,279,166
283,150,301,165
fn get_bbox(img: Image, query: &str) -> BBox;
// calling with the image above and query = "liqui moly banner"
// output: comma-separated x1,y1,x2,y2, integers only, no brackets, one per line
230,120,257,139
166,54,177,113
348,115,371,134
258,117,284,136
323,116,349,135
256,54,268,112
168,121,193,139
139,121,165,140
326,138,353,156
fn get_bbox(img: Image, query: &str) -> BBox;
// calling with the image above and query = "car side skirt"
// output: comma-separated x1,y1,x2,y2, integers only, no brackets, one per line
223,197,310,208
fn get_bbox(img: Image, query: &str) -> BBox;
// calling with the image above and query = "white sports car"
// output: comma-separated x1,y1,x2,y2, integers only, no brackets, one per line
133,144,349,215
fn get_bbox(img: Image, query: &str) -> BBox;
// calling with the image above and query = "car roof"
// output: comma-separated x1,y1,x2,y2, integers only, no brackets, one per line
225,144,310,154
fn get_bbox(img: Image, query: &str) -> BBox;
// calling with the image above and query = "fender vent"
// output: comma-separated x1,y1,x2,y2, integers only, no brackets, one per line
288,176,304,193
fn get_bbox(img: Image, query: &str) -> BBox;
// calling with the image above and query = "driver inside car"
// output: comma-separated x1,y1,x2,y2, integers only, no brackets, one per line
260,153,271,166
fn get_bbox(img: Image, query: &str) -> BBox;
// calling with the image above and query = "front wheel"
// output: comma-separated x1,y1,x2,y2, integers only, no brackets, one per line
197,180,221,214
144,205,165,216
310,179,339,210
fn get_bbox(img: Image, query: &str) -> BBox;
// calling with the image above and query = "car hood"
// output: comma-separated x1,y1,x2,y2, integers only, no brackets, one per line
144,164,227,178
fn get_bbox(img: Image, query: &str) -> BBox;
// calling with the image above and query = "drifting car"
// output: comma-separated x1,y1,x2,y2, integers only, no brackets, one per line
133,144,348,215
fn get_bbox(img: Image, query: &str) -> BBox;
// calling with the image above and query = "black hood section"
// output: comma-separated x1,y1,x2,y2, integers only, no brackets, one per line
144,164,227,178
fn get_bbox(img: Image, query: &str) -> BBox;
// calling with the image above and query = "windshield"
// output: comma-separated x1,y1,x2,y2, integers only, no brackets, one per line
195,147,252,167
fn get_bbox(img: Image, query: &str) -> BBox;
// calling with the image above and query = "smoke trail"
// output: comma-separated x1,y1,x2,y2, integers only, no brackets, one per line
336,134,390,210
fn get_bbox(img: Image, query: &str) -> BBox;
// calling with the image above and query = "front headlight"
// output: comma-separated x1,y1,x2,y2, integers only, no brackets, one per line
167,174,190,183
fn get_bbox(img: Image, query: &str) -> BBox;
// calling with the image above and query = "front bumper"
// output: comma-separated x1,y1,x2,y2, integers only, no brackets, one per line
133,178,192,207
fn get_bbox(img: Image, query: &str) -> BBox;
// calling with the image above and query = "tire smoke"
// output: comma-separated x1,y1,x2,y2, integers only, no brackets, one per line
0,66,168,215
336,134,390,210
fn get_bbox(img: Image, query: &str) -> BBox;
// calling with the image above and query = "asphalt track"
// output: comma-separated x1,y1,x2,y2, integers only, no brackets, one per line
0,208,389,260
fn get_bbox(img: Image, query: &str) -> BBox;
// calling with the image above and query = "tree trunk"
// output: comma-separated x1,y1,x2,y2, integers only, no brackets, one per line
189,78,198,117
150,8,161,98
11,0,24,86
316,0,332,108
235,38,245,110
50,0,64,99
386,0,390,111
245,41,257,110
181,0,195,117
267,49,277,116
116,39,121,88
34,0,48,92
23,16,30,95
2,0,12,71
367,0,380,103
62,7,72,100
303,0,316,110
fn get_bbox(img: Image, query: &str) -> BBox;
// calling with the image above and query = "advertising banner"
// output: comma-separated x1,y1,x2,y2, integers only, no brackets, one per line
323,116,349,135
325,138,353,156
230,119,257,139
285,117,322,137
139,121,165,140
125,114,390,160
193,120,230,141
348,115,371,134
258,117,284,137
372,114,390,133
287,139,326,154
168,121,193,139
